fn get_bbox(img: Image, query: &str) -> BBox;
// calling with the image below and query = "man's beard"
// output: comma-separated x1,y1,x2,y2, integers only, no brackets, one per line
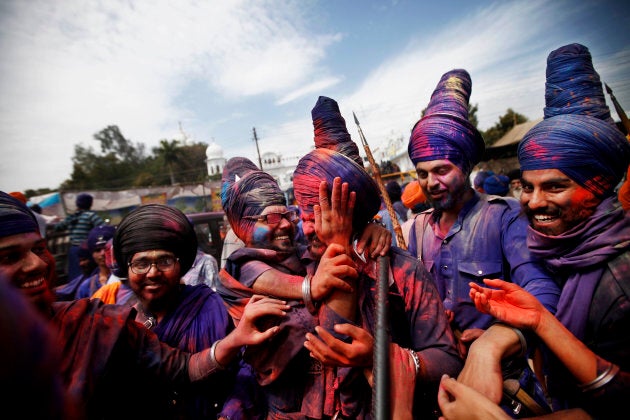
427,181,469,212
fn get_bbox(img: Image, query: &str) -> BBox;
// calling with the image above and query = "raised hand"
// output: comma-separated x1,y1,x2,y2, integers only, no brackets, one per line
310,243,358,301
469,278,545,332
355,222,391,259
314,177,355,252
234,295,290,346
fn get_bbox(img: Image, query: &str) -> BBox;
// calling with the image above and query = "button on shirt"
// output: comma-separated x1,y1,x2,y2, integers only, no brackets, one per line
410,193,560,332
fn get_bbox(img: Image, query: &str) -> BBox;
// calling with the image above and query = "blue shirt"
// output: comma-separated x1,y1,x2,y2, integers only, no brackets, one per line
407,192,560,331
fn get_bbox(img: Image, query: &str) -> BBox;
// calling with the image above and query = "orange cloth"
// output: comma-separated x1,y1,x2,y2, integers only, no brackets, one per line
92,281,122,304
401,180,426,209
618,165,630,211
9,191,27,204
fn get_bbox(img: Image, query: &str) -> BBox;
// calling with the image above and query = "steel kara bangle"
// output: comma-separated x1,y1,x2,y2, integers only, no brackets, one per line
210,339,226,370
302,275,318,314
579,362,619,393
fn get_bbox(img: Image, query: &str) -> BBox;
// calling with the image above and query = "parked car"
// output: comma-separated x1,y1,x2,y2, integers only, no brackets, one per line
48,210,228,287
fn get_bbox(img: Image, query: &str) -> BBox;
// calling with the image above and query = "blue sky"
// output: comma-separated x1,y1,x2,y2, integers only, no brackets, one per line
1,0,628,192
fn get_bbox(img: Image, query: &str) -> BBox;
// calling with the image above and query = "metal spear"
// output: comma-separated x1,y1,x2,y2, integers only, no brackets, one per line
353,112,407,250
604,82,630,136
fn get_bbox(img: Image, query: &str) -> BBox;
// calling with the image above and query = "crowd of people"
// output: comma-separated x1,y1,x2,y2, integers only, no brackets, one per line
1,42,628,419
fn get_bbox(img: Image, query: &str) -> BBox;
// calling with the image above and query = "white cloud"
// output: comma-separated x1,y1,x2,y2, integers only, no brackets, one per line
1,0,628,192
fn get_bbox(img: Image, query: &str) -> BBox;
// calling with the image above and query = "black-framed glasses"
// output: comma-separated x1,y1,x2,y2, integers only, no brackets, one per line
128,256,179,275
243,210,299,225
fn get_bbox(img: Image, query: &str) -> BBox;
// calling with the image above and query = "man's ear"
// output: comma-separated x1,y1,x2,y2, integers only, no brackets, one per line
584,194,602,210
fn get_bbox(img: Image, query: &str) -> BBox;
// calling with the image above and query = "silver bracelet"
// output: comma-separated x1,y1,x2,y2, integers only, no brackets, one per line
496,323,527,358
510,326,527,358
579,362,619,393
302,275,317,314
210,339,226,370
407,348,421,377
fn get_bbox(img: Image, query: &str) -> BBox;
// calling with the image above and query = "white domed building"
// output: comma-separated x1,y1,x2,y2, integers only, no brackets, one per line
205,141,226,178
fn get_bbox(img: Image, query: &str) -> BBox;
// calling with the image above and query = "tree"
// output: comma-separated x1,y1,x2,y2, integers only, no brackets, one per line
60,126,147,190
153,140,181,185
482,108,528,146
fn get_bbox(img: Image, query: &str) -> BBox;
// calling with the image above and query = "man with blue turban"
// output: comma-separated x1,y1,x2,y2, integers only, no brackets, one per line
295,96,462,418
402,70,559,405
440,44,630,419
54,192,105,281
0,190,289,419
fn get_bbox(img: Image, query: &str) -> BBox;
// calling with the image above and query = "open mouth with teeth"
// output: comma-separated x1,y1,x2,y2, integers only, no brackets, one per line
533,214,558,222
19,277,45,289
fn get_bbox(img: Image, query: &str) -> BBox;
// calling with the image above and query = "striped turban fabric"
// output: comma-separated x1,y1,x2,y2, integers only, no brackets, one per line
408,69,485,175
519,43,630,198
293,96,381,233
0,191,39,238
221,157,286,244
113,204,198,275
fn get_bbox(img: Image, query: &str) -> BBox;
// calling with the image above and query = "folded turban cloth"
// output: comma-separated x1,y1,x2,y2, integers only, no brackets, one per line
483,174,510,196
473,170,494,189
0,191,39,238
519,43,630,198
114,204,197,276
401,180,426,209
221,157,286,244
408,69,485,174
293,96,380,232
87,225,116,253
75,193,93,210
544,43,613,124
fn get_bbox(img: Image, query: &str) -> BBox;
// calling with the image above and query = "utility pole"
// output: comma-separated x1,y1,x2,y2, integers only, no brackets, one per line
252,127,263,169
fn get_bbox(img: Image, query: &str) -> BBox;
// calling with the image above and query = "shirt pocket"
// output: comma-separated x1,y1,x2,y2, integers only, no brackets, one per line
457,261,503,299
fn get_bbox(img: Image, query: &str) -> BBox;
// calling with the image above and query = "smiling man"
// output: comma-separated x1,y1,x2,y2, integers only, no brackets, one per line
402,69,560,371
439,43,630,420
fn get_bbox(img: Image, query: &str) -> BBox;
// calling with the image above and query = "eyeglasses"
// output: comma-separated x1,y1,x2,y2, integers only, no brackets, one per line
128,256,179,275
243,210,299,225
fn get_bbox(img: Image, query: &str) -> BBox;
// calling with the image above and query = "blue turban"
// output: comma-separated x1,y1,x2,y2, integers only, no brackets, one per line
0,191,39,238
544,43,613,124
75,193,93,210
293,96,381,233
519,43,630,198
221,157,286,243
87,225,116,253
474,170,494,189
519,116,630,198
113,204,197,275
483,174,510,196
408,69,485,174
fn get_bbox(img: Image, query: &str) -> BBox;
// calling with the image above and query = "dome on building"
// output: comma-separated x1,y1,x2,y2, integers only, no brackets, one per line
206,142,224,159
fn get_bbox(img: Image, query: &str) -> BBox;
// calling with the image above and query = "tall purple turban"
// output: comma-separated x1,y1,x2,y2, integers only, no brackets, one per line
293,96,381,232
221,157,286,244
114,204,197,275
519,43,630,198
408,69,485,174
0,191,39,238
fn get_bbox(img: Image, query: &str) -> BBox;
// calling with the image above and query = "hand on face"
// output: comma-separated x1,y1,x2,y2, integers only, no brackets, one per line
310,243,358,301
314,177,355,252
